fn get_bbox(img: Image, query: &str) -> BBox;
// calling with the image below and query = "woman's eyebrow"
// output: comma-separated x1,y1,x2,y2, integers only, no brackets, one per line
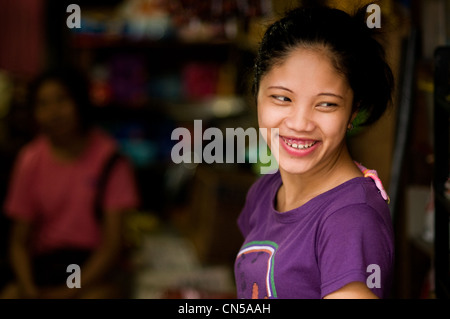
267,86,293,93
317,92,344,100
266,87,344,100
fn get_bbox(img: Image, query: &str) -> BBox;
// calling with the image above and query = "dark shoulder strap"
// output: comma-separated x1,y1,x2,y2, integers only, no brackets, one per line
94,151,123,222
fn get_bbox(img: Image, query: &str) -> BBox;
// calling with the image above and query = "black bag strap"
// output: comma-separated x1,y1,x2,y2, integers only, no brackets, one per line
94,151,123,222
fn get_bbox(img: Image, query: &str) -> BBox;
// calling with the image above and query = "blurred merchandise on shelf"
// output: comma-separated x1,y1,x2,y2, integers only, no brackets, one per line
80,47,245,109
115,123,159,167
121,0,174,40
121,210,237,298
123,210,161,249
71,0,273,43
164,96,247,122
99,118,177,167
88,57,240,108
132,233,236,298
182,62,220,100
90,64,113,107
109,53,149,107
147,73,183,102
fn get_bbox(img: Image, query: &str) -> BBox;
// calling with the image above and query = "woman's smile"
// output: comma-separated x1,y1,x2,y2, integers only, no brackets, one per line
279,136,321,157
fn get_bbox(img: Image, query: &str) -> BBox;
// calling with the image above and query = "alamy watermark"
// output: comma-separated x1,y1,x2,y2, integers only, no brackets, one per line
66,264,81,288
366,263,381,289
171,120,279,174
66,4,81,29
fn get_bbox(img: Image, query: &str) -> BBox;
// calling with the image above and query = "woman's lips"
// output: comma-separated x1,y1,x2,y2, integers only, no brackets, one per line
279,135,320,156
281,136,317,149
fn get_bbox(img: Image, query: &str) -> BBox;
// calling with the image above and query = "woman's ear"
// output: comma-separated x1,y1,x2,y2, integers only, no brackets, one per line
347,111,358,131
350,111,358,123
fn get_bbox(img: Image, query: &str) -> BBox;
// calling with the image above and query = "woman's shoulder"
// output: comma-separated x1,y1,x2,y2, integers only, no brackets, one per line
84,127,119,158
89,127,117,147
15,135,49,165
320,177,392,225
326,177,388,206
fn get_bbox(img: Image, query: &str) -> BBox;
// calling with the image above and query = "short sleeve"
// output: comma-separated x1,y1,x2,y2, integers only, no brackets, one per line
236,174,270,237
237,184,257,237
238,173,281,238
317,204,394,298
3,149,38,222
102,156,140,213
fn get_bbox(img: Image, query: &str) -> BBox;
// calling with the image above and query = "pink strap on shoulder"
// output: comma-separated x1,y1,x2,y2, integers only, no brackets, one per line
354,161,390,203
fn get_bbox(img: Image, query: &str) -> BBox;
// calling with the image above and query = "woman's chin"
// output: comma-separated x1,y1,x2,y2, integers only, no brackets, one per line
277,160,315,176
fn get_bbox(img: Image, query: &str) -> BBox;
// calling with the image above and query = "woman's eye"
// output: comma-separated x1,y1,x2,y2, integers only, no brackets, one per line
271,95,291,102
317,102,338,107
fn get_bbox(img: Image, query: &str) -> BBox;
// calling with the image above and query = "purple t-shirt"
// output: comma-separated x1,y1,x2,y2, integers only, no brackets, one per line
234,171,394,299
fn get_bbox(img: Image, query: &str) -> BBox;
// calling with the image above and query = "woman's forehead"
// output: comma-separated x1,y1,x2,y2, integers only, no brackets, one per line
260,48,352,96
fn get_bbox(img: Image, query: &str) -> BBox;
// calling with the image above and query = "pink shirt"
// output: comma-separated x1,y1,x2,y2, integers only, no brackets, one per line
4,128,140,255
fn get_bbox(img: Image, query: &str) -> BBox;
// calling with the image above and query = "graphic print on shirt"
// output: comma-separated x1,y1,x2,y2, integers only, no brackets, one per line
235,240,278,299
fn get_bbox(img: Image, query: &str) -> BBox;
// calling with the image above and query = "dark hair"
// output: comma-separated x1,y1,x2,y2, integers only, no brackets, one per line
253,3,394,127
28,66,93,132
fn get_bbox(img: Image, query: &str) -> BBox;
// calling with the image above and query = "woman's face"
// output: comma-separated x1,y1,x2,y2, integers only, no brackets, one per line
34,80,81,140
257,48,355,176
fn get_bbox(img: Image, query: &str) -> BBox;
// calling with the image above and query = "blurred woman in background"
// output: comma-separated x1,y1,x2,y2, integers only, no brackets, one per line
1,67,139,298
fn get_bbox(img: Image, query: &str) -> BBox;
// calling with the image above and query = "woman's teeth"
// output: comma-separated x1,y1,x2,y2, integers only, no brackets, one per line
282,137,317,150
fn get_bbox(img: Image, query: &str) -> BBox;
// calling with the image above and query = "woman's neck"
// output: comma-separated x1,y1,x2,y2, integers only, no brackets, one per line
276,144,362,212
48,130,90,162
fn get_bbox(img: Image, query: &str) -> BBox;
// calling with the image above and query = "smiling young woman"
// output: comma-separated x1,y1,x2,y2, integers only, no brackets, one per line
234,4,395,299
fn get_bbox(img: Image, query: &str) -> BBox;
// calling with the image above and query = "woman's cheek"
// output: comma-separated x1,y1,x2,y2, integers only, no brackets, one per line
258,104,281,128
318,115,348,144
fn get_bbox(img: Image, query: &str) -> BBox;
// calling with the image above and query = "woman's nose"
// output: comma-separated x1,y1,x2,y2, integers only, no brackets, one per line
284,104,315,132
